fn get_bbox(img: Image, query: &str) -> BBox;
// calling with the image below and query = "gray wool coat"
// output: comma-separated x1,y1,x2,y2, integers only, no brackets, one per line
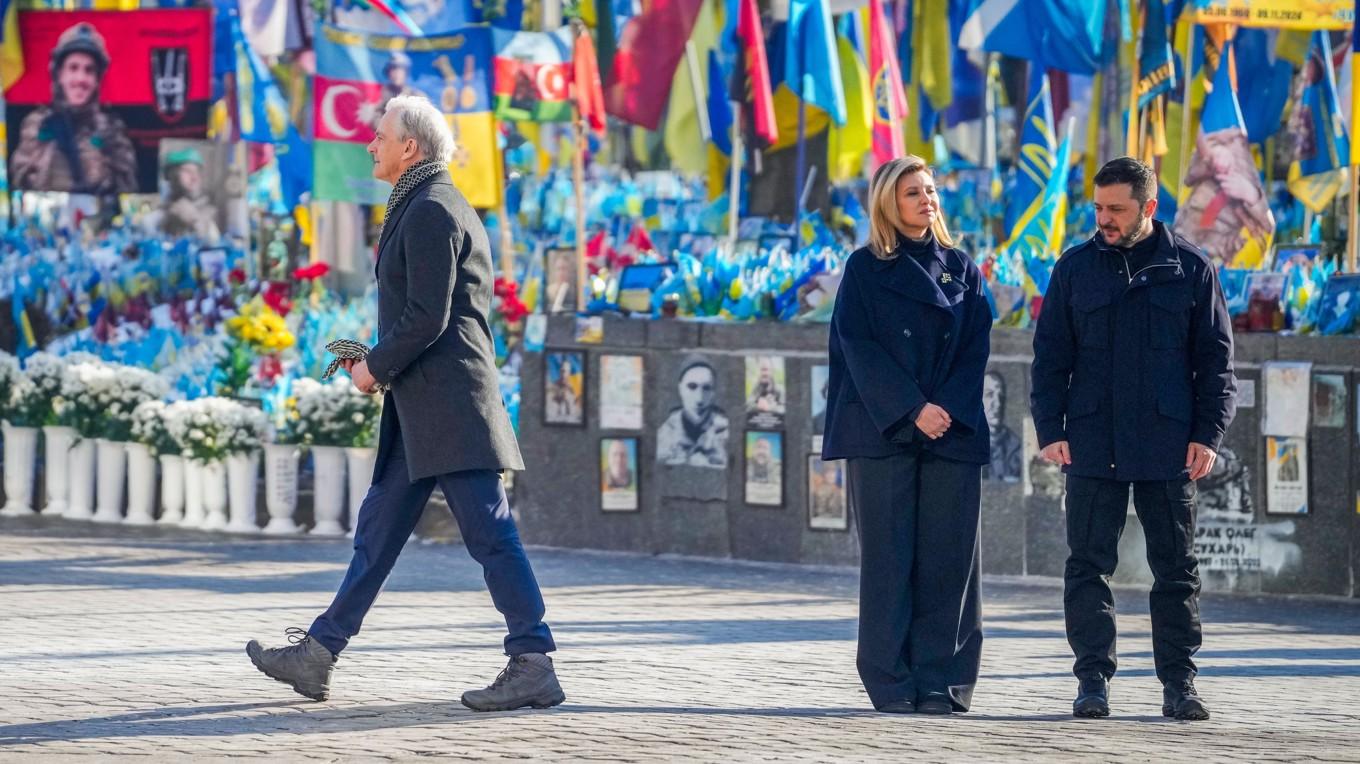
365,169,525,481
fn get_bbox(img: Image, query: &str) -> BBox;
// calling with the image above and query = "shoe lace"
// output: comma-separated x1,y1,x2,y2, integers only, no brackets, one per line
284,627,311,646
487,658,527,690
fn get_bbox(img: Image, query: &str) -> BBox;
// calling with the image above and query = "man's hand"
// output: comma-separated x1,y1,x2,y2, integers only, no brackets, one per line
1186,443,1217,481
350,359,378,394
1218,173,1261,204
1041,440,1072,465
914,403,952,440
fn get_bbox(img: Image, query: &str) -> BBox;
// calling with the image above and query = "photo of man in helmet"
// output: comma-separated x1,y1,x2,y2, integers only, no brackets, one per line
145,146,221,242
9,21,138,195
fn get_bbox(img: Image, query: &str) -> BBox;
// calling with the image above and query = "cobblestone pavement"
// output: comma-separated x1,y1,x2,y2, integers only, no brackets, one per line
1,516,1357,762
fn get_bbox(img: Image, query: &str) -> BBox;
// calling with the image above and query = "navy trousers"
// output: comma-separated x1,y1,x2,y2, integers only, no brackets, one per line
308,424,555,657
847,450,983,711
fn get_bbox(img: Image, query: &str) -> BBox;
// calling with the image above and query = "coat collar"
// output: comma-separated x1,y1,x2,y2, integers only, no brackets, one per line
375,169,449,268
869,233,963,310
1091,219,1184,279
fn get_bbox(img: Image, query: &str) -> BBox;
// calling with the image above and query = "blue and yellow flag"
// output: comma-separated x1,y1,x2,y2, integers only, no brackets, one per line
231,11,291,143
1003,69,1056,244
785,0,845,125
1286,31,1350,212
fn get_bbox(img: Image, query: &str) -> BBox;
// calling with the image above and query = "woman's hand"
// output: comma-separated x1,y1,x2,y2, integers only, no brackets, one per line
915,403,952,440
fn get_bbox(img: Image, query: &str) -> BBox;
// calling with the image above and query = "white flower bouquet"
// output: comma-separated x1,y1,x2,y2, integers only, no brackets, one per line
130,401,181,456
2,377,48,428
292,378,382,448
23,352,72,427
165,397,270,462
0,352,22,410
57,361,170,441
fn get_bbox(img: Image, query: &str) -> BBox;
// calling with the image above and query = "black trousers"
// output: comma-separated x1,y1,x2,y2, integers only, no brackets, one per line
847,450,983,711
1063,475,1202,685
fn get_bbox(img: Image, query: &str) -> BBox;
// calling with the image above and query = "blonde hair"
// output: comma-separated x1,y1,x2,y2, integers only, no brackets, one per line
867,156,955,259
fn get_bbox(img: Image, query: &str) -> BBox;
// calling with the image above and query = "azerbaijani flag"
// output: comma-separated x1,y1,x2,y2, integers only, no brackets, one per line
313,23,502,209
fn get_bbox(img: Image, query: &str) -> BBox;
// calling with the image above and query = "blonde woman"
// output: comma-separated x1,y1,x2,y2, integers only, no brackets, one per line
821,156,991,714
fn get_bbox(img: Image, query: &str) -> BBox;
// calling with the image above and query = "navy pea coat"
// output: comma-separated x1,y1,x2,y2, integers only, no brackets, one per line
821,236,992,465
1030,220,1236,482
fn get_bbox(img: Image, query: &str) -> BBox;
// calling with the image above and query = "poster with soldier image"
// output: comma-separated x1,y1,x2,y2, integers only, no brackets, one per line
1312,373,1347,429
983,371,1021,482
544,351,584,426
656,355,728,468
745,356,786,429
142,140,247,244
744,431,783,506
807,455,847,530
1266,436,1308,515
5,10,212,195
599,438,639,512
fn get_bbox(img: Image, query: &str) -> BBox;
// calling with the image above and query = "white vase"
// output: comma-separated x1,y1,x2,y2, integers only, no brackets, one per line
310,445,347,536
92,439,128,524
180,458,205,528
158,454,185,525
345,447,377,538
226,451,261,534
1,422,40,516
41,425,76,516
200,460,228,531
65,437,96,521
124,443,157,526
262,444,300,535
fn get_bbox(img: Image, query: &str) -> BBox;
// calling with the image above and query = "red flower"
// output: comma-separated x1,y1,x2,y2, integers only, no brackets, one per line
228,267,247,285
292,262,330,281
262,281,293,315
493,277,519,300
500,295,528,324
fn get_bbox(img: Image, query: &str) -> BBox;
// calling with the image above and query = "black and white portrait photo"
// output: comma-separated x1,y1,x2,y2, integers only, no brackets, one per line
656,355,730,468
982,370,1022,482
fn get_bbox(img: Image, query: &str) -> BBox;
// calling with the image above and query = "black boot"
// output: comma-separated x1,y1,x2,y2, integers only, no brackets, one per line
1073,677,1110,718
1162,680,1210,721
246,628,337,701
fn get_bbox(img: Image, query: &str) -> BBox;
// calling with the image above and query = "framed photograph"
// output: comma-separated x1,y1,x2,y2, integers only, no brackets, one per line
600,438,640,512
811,364,828,452
600,355,644,431
744,431,784,506
807,455,848,531
1265,436,1308,515
574,316,603,344
656,355,729,469
544,350,585,426
745,356,787,429
1313,373,1347,429
544,248,578,314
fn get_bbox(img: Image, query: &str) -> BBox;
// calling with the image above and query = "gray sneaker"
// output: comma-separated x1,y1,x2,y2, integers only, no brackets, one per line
246,628,336,701
461,654,566,712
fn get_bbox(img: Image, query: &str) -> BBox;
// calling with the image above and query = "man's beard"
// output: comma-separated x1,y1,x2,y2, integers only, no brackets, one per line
1111,212,1150,248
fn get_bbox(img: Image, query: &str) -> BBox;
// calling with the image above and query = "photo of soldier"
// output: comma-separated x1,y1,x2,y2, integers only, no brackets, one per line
9,22,137,195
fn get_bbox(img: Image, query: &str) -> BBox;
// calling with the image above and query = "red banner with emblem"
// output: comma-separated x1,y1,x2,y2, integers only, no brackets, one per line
4,9,212,195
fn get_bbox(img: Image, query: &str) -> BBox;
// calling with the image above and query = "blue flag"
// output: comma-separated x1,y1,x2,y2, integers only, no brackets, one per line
231,11,291,143
707,49,733,156
958,0,1106,74
1004,70,1056,239
785,0,846,125
1287,31,1350,213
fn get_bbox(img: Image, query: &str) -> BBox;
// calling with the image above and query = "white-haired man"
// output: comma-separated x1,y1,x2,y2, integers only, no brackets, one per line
247,95,564,712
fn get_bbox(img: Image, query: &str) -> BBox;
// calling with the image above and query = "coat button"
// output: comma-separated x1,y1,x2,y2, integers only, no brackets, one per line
902,329,911,337
1141,276,1148,282
1109,463,1116,469
943,332,951,340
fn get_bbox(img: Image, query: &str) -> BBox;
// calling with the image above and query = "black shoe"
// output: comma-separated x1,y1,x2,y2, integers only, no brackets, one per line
461,654,566,712
1073,677,1110,718
916,694,954,715
1162,681,1210,721
245,627,337,702
877,699,915,714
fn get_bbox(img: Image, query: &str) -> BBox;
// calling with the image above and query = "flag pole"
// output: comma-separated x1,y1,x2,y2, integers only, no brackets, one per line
1125,0,1142,156
572,20,588,309
729,100,742,247
1348,169,1358,272
1178,18,1196,198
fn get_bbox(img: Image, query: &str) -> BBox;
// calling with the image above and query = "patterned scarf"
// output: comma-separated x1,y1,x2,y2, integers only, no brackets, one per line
379,157,443,243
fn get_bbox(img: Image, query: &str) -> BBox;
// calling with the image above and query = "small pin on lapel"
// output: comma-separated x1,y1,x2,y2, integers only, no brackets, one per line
939,273,952,284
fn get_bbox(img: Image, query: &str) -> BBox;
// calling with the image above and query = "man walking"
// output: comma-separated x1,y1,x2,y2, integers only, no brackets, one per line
1031,157,1235,721
247,95,563,712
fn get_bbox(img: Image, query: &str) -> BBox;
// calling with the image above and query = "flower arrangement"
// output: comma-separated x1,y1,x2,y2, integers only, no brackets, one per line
291,378,382,448
24,352,74,427
55,361,170,441
164,397,270,462
2,377,48,428
130,400,181,456
218,297,297,395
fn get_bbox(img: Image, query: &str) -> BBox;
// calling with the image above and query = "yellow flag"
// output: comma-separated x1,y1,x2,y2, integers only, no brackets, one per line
664,0,723,175
828,33,871,182
770,83,829,152
0,1,23,92
913,0,951,111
